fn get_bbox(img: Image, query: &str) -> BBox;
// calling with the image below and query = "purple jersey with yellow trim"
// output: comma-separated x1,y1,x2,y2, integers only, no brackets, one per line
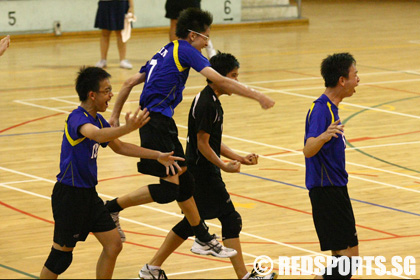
139,40,211,118
304,94,348,190
56,106,110,188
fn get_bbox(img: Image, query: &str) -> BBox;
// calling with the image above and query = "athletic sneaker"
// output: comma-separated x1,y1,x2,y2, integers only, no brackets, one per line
248,267,277,279
190,235,237,258
95,59,107,68
139,264,167,279
120,59,133,69
110,211,126,242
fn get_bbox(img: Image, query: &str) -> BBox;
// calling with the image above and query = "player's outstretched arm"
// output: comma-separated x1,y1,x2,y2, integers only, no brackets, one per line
80,107,149,143
108,140,184,175
109,72,146,127
200,67,275,109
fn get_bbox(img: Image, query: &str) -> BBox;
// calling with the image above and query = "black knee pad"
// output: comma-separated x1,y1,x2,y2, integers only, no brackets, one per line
219,211,242,240
44,247,73,275
323,255,354,279
172,217,194,240
148,179,179,204
177,171,195,202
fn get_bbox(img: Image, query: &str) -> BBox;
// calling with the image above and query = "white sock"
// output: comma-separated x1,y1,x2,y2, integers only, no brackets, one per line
242,272,251,279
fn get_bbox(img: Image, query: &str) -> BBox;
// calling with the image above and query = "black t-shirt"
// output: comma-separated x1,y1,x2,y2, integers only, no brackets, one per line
186,85,223,175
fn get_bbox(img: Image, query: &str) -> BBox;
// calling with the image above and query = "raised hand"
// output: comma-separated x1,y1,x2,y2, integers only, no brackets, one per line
0,35,10,57
157,151,185,176
323,119,344,142
125,107,150,131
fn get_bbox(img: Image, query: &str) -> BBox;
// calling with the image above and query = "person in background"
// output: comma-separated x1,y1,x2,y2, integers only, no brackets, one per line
94,0,134,69
165,0,217,58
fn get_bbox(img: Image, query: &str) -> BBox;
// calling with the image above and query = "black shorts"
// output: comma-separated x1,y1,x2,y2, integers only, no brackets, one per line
51,182,116,247
137,112,186,178
165,0,201,19
189,166,235,219
309,186,358,251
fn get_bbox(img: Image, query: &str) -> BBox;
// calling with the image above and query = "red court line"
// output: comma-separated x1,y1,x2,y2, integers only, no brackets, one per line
264,150,296,156
0,112,65,134
347,172,378,178
348,130,420,143
365,84,420,96
228,192,398,237
0,200,54,225
99,173,145,182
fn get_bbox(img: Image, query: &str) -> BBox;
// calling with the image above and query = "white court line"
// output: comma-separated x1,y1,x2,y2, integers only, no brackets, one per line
12,99,420,187
269,141,420,158
250,85,420,120
0,165,324,256
1,179,41,184
0,166,411,279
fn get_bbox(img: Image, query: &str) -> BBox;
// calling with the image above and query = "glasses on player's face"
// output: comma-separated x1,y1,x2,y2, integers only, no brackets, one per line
188,29,209,42
97,87,112,95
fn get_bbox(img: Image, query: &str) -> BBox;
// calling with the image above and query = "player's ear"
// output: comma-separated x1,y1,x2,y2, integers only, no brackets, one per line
88,91,96,100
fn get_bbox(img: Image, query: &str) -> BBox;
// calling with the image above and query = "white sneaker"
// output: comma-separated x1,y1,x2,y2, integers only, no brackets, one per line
95,59,107,68
139,264,167,279
110,211,126,242
120,59,133,69
190,236,237,258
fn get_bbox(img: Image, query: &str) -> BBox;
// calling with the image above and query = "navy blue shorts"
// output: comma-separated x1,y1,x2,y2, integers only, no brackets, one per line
309,186,359,251
94,0,129,30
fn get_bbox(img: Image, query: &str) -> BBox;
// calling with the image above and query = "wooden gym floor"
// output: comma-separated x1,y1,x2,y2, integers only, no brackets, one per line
0,0,420,278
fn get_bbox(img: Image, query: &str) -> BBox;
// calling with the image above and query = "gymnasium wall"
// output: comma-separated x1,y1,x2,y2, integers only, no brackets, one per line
0,0,241,35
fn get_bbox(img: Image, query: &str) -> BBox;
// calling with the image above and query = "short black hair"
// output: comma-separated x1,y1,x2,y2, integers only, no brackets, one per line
207,52,240,83
321,53,356,88
176,8,213,39
75,66,111,101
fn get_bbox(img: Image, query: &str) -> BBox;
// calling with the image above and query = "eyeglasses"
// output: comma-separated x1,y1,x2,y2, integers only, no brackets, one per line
97,88,112,95
188,29,209,41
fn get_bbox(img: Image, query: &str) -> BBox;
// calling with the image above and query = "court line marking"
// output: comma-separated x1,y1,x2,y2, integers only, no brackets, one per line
11,99,420,186
0,166,411,279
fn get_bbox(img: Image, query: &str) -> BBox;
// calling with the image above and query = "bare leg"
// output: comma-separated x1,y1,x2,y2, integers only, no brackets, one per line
115,30,126,61
149,230,186,267
40,243,73,279
223,238,248,279
116,185,154,209
99,29,111,60
94,228,123,279
177,196,201,227
169,19,177,41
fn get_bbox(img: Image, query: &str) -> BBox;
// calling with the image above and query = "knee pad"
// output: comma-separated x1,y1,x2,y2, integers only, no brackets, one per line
44,247,73,275
323,255,354,279
177,171,195,202
148,179,179,204
172,217,194,240
219,211,242,240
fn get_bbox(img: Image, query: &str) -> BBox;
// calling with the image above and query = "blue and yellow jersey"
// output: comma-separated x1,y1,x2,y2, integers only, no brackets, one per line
139,40,211,118
304,94,348,190
56,106,110,188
